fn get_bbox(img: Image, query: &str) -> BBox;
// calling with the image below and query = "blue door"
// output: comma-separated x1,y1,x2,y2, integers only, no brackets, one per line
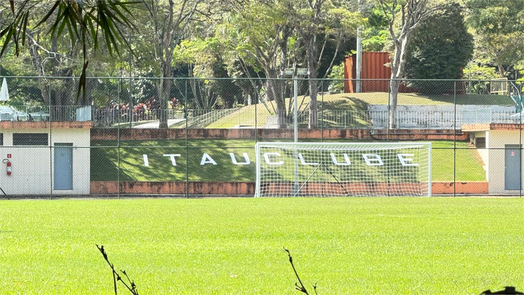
505,145,521,190
54,143,73,190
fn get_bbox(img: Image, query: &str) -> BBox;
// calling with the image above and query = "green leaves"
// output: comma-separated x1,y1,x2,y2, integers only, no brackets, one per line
405,3,474,92
464,0,524,77
0,0,139,102
465,0,524,35
0,1,30,58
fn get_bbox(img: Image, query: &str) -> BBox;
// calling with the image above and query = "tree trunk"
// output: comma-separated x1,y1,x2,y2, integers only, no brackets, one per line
388,79,400,129
388,36,409,129
497,64,505,78
26,31,49,105
379,0,439,129
159,64,172,129
158,0,175,129
308,79,318,129
265,76,287,128
275,97,287,128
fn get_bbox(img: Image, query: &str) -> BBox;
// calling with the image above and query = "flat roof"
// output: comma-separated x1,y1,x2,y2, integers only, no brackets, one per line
462,123,524,132
0,121,93,129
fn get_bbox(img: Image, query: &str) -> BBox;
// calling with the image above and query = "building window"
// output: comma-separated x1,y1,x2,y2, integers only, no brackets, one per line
475,137,486,149
13,133,48,145
0,133,3,145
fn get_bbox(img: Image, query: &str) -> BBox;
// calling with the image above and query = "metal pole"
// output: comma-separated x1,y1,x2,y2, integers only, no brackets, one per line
117,78,122,198
128,32,133,129
293,74,299,193
48,82,53,198
516,83,524,198
356,0,363,93
294,75,298,143
185,79,189,198
453,81,457,197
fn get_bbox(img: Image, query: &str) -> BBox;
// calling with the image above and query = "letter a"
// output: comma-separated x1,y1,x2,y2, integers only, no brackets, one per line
201,153,218,166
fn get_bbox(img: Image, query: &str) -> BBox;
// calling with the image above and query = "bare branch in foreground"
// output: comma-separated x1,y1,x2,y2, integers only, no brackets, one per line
284,247,317,295
96,244,139,295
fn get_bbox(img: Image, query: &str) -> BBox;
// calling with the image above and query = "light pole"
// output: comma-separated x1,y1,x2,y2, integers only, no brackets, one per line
283,68,308,142
283,68,308,194
356,0,363,93
293,74,298,142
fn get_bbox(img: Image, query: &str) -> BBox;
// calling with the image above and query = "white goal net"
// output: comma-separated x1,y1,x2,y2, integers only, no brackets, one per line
255,142,431,197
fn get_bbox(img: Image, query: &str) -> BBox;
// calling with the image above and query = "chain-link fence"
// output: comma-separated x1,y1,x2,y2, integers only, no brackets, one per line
0,76,523,197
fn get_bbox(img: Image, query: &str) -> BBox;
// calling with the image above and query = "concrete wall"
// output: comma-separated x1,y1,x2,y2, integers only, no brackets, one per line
90,181,488,196
91,128,468,141
477,148,489,180
0,128,90,195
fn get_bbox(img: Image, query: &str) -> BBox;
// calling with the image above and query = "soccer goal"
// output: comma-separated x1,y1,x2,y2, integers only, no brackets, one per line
254,142,431,197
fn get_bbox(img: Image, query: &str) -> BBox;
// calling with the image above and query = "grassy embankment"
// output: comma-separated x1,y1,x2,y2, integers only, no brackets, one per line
91,140,486,182
207,92,514,128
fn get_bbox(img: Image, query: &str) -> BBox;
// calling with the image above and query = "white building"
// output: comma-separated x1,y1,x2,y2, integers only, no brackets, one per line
463,123,524,194
0,121,91,196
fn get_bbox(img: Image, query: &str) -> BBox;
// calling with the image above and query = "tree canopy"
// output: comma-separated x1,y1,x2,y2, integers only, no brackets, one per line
464,0,524,78
0,0,522,128
404,3,474,93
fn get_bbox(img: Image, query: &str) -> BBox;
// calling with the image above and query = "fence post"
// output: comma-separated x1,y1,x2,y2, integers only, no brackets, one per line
255,81,258,140
453,81,457,197
118,78,122,198
185,79,189,198
48,81,53,199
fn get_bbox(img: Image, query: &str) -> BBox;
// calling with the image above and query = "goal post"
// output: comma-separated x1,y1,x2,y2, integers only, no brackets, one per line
254,142,431,197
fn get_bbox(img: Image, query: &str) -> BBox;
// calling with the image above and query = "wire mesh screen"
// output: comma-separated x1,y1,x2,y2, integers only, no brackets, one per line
0,77,523,197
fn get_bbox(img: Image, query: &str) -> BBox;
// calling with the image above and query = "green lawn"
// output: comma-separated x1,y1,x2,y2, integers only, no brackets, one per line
330,92,515,106
1,197,523,294
205,92,515,129
91,139,257,182
91,140,486,182
431,141,486,181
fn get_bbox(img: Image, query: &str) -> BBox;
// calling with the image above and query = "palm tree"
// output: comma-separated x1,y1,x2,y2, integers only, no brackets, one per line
0,0,138,100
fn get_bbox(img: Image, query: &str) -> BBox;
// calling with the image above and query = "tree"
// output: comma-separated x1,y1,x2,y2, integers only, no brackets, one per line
225,0,294,128
464,0,524,78
361,4,390,52
142,0,206,128
174,35,244,109
290,1,361,128
404,3,473,93
223,0,361,128
376,0,441,128
171,2,268,110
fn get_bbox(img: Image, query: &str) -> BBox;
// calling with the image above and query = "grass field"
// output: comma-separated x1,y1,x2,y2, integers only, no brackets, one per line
1,197,523,294
91,140,486,182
